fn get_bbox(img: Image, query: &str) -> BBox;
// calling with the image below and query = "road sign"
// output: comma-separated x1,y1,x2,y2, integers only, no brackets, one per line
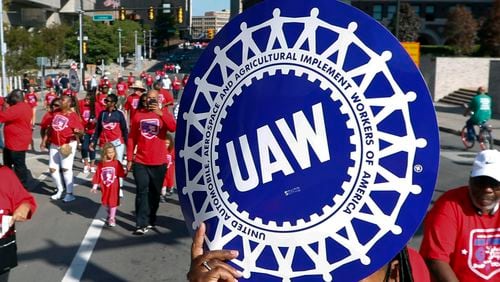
93,14,113,21
402,42,421,67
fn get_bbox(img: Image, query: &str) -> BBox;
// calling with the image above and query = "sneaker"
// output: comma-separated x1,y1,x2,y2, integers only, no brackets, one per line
133,227,148,235
63,194,76,202
83,165,90,174
166,189,173,196
108,218,116,227
90,166,97,173
119,188,124,198
51,191,63,200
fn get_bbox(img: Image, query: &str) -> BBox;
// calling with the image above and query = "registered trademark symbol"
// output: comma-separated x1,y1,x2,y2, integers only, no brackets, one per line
414,164,423,173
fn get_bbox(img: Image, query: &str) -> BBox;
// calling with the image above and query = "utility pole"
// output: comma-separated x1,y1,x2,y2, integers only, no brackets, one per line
79,0,85,90
118,28,123,72
0,0,8,96
143,30,146,60
149,29,152,60
395,0,401,40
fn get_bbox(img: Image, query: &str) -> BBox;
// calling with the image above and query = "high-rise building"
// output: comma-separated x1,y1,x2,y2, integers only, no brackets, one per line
191,10,230,39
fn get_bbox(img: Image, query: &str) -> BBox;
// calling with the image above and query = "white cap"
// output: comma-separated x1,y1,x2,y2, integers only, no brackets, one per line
471,149,500,182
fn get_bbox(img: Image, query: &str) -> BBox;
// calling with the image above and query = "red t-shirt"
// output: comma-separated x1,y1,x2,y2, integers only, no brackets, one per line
127,109,176,165
96,93,108,108
24,92,38,108
0,166,37,239
420,186,500,281
172,78,181,91
78,100,101,135
115,82,128,97
44,92,57,107
124,93,140,121
159,88,174,107
94,110,127,145
146,75,154,86
92,160,125,207
0,102,33,150
40,111,55,130
127,75,135,87
162,147,175,188
47,111,84,145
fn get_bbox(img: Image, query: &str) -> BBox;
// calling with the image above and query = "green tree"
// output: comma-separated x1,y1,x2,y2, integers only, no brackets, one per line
64,17,142,65
4,27,36,75
445,5,478,56
34,24,72,67
390,3,421,42
153,11,177,47
478,0,500,56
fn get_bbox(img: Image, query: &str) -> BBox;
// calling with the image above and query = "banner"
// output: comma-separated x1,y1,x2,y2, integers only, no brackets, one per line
176,0,439,280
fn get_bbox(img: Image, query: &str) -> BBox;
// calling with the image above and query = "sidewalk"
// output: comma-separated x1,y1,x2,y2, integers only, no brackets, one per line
434,102,500,146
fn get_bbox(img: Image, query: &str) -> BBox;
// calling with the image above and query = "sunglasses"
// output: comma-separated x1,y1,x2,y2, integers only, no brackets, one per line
53,104,61,107
104,99,114,103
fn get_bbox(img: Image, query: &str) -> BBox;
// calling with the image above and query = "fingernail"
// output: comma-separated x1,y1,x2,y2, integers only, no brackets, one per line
236,270,243,277
231,250,239,256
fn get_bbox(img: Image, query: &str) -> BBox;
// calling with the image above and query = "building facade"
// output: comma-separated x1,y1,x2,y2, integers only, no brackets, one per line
191,10,230,39
350,0,493,44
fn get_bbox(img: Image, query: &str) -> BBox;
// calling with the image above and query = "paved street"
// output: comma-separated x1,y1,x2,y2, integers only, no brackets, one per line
4,102,498,281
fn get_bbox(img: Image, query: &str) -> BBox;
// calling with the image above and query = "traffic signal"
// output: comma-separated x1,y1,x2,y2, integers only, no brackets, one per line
148,6,155,20
177,7,183,23
207,28,214,39
119,7,125,21
83,41,88,54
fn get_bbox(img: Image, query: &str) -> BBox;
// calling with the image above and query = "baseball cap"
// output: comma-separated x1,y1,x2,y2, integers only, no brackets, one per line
471,149,500,182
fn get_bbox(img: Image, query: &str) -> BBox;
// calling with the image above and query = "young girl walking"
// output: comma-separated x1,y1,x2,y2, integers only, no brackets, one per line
91,143,126,227
161,133,175,201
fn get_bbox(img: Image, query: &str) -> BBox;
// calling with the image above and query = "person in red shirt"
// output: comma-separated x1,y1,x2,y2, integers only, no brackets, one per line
160,133,175,201
420,150,500,282
145,74,154,90
0,90,33,188
124,81,146,124
24,86,38,127
182,74,189,88
44,87,58,111
153,81,174,110
40,95,84,202
115,77,128,110
96,85,110,111
78,93,101,174
91,143,126,227
127,72,135,87
39,98,61,151
99,76,112,90
62,88,76,97
126,89,176,235
45,76,54,89
140,71,147,82
172,75,181,100
0,166,37,281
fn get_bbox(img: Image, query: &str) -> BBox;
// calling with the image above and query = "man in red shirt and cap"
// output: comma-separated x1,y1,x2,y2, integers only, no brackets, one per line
0,89,33,188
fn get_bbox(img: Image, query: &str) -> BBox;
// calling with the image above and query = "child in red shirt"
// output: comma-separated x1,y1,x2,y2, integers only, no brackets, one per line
161,133,175,201
91,143,126,227
44,88,58,111
24,86,38,127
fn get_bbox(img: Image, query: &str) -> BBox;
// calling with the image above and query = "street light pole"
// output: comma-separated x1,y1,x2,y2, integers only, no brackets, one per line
395,0,401,40
149,29,152,60
118,28,122,72
0,0,8,96
79,0,84,90
134,30,139,71
143,30,146,60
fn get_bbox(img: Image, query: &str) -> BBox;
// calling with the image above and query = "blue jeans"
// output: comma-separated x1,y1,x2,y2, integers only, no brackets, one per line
132,163,167,228
466,118,477,141
81,133,96,161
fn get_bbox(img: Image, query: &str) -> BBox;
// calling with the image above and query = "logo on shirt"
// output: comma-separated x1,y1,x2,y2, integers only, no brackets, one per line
102,121,117,130
82,110,90,121
131,98,139,109
469,228,500,280
52,114,69,131
101,167,116,187
140,119,160,139
176,0,439,280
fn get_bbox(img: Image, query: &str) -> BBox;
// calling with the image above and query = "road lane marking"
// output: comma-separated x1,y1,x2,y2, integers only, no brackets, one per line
61,206,106,282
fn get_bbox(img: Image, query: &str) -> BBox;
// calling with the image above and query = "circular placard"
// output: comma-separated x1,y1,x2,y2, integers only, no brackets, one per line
176,1,439,281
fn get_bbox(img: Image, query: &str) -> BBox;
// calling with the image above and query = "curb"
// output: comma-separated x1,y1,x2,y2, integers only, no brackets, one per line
439,126,500,146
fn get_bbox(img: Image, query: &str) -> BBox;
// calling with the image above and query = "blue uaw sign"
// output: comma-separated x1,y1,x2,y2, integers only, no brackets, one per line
176,0,439,281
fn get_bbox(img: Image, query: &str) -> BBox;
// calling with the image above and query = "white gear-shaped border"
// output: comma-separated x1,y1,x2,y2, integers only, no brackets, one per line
179,7,428,282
